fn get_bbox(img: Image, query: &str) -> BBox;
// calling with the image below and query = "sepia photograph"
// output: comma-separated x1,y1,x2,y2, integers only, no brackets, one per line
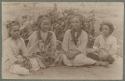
2,2,124,80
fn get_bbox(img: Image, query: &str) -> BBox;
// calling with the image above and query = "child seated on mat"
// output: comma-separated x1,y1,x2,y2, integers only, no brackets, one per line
27,15,57,68
87,22,117,66
2,20,41,77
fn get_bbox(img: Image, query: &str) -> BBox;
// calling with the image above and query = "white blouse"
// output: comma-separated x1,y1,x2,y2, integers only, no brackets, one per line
93,35,118,55
62,29,88,53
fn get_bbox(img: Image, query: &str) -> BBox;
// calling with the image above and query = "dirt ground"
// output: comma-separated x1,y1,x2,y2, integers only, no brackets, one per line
3,56,123,80
2,3,123,80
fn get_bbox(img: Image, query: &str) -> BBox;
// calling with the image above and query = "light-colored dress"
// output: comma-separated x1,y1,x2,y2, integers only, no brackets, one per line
61,29,96,66
2,37,29,77
93,35,117,58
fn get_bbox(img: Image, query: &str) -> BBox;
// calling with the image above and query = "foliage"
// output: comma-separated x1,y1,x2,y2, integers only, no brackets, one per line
20,4,96,47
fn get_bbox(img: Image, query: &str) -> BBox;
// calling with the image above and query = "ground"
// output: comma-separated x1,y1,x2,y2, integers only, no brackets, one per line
3,56,123,80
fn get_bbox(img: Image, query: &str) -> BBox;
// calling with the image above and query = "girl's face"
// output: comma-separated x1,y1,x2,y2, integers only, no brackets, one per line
10,25,20,39
40,18,51,32
70,17,81,31
101,25,110,37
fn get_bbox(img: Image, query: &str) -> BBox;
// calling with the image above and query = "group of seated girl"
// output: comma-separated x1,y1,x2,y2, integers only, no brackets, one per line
2,14,117,76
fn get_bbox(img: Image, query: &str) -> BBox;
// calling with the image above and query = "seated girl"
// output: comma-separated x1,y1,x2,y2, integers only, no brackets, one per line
9,54,31,75
55,14,96,67
2,21,32,77
87,22,117,66
27,14,57,68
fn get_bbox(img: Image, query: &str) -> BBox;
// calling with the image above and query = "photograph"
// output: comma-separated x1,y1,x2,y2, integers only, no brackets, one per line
2,2,124,80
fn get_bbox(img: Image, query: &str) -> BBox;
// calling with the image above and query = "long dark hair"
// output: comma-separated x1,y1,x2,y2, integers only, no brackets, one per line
69,13,85,30
36,15,52,40
36,14,51,30
69,14,84,45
